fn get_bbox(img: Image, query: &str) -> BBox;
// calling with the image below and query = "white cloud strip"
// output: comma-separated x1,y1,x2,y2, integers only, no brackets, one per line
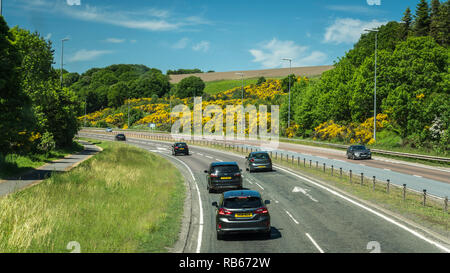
69,49,113,62
249,38,327,68
324,18,386,44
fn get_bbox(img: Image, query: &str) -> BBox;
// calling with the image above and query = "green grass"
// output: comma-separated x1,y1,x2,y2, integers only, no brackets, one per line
204,78,259,95
0,142,84,180
0,139,185,253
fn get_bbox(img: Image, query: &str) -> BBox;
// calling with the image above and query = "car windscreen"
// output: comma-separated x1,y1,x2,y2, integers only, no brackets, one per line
213,165,239,173
353,146,366,150
223,196,262,209
251,153,269,159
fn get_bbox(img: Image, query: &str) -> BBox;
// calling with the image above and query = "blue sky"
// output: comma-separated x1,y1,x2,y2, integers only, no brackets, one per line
3,0,422,74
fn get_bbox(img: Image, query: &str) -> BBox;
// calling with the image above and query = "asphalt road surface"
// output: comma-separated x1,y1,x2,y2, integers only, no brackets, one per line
79,133,449,253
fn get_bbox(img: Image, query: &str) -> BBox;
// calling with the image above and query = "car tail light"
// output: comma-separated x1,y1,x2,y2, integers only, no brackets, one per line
250,159,255,162
174,146,178,149
218,208,232,215
210,174,218,178
234,173,241,177
255,207,268,214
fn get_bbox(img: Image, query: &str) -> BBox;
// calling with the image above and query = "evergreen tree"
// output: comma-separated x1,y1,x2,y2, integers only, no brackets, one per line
414,0,431,36
430,0,441,40
401,7,413,40
433,0,450,46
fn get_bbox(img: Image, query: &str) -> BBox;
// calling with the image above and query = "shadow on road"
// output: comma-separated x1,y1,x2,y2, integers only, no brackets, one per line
221,227,282,241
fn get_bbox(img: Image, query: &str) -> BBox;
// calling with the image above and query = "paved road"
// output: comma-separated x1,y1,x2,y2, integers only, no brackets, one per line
81,130,450,198
0,141,101,197
80,133,450,253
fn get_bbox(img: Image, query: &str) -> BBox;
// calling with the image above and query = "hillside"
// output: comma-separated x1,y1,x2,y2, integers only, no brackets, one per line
168,65,334,83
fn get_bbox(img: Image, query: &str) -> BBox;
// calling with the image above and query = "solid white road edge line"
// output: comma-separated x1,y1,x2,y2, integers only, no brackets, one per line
273,164,450,253
170,156,203,254
305,233,324,253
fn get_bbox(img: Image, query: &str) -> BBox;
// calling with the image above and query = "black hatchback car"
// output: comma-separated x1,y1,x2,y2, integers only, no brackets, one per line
212,190,271,240
347,145,372,160
205,162,243,193
172,142,189,156
115,133,126,141
246,151,272,172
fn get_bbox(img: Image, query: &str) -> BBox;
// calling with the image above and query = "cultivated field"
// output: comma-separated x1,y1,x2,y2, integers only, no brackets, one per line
169,65,334,83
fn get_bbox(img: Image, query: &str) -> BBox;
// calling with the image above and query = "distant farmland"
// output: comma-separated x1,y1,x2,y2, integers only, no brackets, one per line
169,65,334,83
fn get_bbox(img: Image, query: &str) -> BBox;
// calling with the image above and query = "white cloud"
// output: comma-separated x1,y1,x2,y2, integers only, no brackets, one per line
172,38,190,49
192,41,210,52
104,38,125,43
69,49,113,62
249,38,327,68
324,18,386,44
44,33,52,40
66,0,81,6
130,40,137,44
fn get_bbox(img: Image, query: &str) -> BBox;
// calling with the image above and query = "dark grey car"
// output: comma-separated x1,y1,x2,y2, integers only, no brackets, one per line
347,145,372,160
245,151,272,172
205,162,243,193
212,190,271,240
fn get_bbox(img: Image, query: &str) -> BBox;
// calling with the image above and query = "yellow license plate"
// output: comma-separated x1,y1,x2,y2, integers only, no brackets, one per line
179,148,184,150
235,213,253,218
257,166,266,168
221,177,232,180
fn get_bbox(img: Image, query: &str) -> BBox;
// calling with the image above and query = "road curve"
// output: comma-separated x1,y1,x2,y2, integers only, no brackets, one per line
79,133,449,253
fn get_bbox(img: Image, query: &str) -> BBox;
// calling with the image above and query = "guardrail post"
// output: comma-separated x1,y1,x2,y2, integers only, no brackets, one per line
349,170,352,184
423,190,427,206
360,173,364,186
316,161,318,169
340,167,342,178
387,179,390,194
445,197,448,213
304,158,306,167
403,184,407,201
298,157,300,167
331,165,334,176
292,155,294,164
275,152,277,159
309,160,312,168
373,176,376,191
323,163,326,172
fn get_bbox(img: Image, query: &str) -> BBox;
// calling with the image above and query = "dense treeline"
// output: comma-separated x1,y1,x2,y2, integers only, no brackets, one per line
0,16,80,157
166,68,203,75
282,0,449,149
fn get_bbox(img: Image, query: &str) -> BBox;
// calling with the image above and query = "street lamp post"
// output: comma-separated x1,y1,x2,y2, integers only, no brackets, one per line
1,0,3,16
60,38,69,88
235,72,245,135
364,29,379,142
282,58,292,128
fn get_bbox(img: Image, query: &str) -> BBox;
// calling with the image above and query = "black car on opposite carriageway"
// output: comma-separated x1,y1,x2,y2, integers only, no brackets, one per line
204,162,243,193
212,190,271,240
346,145,372,160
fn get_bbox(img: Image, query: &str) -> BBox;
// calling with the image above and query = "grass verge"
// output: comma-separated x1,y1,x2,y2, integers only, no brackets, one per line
0,139,185,253
0,142,84,180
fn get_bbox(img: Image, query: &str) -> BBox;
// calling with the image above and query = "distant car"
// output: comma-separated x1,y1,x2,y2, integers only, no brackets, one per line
115,133,126,141
212,190,271,240
205,162,243,193
172,142,189,156
347,145,371,160
106,127,113,132
246,151,272,172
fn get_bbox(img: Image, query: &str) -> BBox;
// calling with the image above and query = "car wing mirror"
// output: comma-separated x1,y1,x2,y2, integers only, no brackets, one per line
264,200,271,205
212,201,218,207
204,170,208,174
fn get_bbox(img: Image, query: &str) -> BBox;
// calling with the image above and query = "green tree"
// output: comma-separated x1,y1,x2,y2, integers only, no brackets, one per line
401,7,413,40
414,0,431,36
0,16,34,154
175,76,205,98
256,76,266,85
430,0,441,41
108,82,129,108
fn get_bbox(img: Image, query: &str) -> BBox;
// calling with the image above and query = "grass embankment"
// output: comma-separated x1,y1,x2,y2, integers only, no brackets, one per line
0,139,185,253
199,141,449,237
0,142,84,180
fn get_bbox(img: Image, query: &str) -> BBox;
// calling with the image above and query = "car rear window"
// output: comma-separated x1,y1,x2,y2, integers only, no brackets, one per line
251,153,269,159
175,143,187,147
213,165,239,173
223,196,262,209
